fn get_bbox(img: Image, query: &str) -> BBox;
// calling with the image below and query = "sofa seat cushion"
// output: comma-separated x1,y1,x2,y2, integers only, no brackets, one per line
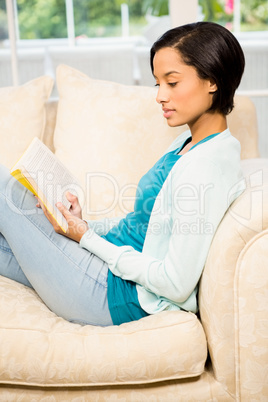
0,276,207,388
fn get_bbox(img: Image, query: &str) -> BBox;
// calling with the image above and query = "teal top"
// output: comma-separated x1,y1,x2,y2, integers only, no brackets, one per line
103,133,219,325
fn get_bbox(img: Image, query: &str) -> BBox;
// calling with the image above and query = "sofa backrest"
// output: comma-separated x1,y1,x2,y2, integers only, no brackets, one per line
44,95,259,160
43,84,259,221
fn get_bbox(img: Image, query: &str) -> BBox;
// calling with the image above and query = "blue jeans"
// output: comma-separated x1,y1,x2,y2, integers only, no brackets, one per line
0,164,113,326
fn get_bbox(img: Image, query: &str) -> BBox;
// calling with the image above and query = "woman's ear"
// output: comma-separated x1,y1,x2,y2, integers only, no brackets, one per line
209,79,218,93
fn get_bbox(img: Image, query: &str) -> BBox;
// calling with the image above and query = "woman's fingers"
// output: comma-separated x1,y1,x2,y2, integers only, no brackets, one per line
56,202,88,242
66,192,82,219
37,198,64,234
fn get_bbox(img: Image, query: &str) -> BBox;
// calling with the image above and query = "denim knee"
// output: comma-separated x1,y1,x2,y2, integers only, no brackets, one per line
0,163,37,216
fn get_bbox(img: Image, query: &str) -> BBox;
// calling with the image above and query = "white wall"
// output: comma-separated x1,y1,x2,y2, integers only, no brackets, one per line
169,0,198,27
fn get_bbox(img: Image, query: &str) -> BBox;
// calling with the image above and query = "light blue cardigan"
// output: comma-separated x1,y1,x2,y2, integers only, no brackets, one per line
80,129,245,315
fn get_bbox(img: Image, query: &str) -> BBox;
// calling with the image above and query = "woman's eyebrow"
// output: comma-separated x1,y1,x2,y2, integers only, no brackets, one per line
154,70,181,79
164,71,181,77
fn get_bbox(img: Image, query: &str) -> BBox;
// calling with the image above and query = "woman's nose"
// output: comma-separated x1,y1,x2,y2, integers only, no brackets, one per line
156,85,169,104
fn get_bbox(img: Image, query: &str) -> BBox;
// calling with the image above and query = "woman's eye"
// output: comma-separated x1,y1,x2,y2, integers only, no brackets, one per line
154,82,177,88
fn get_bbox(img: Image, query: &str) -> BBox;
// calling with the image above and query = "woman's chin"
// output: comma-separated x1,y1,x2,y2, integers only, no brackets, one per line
166,119,185,128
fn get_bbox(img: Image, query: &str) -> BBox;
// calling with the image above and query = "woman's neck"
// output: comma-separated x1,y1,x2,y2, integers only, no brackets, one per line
188,112,227,145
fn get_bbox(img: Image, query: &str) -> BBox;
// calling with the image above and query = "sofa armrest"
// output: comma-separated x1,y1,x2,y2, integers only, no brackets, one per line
199,158,268,398
234,230,268,400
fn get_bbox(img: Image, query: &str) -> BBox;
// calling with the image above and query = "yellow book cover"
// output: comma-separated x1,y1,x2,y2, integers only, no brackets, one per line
10,137,80,233
11,168,38,196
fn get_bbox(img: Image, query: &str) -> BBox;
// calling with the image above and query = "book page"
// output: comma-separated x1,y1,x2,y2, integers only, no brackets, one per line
11,137,80,232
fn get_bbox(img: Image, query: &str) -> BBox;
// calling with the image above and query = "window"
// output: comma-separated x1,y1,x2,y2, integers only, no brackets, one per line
199,0,268,32
1,0,149,41
0,0,7,41
1,0,268,157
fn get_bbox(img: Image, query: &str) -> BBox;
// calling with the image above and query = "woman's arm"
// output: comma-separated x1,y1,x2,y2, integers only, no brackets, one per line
80,158,237,304
86,216,124,236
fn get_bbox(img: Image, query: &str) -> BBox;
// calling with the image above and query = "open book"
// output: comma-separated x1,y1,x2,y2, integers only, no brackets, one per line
10,137,80,233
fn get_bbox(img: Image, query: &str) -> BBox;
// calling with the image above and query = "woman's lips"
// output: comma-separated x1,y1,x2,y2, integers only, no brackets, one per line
162,108,175,118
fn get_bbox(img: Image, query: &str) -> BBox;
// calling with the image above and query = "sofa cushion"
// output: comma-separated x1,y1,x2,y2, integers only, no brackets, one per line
227,96,259,159
0,76,54,169
53,64,184,220
0,275,207,387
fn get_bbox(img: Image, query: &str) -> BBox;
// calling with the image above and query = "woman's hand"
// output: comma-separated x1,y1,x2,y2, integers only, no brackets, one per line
38,198,89,243
65,192,83,219
36,192,83,218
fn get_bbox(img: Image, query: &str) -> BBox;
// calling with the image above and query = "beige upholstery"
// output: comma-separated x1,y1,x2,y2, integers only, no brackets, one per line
0,277,207,387
47,66,259,221
200,158,268,400
0,66,267,400
0,75,53,169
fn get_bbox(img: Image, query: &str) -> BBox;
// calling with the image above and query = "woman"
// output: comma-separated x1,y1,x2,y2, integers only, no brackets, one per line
0,22,245,326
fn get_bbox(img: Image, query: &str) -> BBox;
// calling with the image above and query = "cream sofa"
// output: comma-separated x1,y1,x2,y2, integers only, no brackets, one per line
0,65,268,401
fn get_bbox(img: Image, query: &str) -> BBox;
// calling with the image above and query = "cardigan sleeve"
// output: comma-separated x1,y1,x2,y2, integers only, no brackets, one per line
80,157,243,304
85,216,123,236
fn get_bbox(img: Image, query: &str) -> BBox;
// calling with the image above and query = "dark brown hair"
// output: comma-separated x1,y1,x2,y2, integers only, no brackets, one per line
150,22,245,115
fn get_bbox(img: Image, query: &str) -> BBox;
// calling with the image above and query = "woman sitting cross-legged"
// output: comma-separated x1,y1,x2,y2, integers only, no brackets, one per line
0,22,245,326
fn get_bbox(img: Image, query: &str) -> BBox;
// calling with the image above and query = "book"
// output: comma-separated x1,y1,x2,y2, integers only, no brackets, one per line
10,137,80,233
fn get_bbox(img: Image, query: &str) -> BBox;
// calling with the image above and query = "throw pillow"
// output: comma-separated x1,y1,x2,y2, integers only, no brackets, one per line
0,76,54,168
54,64,184,219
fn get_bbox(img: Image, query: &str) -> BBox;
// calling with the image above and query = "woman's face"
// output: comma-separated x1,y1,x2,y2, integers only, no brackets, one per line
153,47,217,128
